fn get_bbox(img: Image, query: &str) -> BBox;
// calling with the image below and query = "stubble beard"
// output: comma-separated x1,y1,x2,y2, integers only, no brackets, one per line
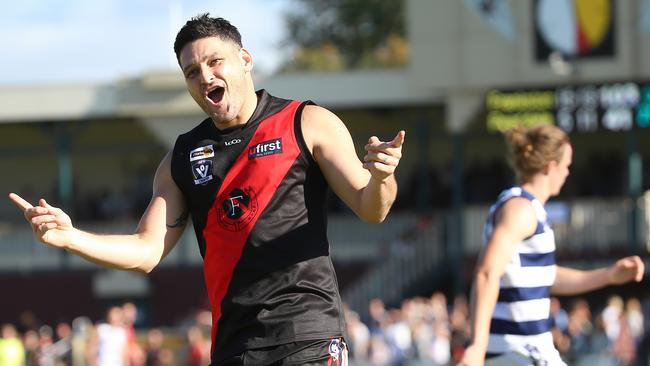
208,104,239,127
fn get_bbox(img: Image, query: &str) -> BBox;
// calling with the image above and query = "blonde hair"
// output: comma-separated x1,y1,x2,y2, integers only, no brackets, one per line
505,124,570,182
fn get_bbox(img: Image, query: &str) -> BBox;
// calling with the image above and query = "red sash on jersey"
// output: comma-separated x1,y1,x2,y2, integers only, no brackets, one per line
202,101,303,356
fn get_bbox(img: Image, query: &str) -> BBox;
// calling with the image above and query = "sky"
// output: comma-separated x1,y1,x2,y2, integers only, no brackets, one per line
0,0,291,86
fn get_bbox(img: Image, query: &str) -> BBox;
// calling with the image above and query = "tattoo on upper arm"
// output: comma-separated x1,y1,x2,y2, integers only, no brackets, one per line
167,210,189,228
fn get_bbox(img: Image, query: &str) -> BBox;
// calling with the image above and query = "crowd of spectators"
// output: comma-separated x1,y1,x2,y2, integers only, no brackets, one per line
0,302,211,366
1,293,649,366
342,293,650,366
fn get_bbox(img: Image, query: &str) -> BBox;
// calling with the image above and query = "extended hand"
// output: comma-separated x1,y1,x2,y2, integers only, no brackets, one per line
609,255,645,285
363,130,405,181
8,193,75,249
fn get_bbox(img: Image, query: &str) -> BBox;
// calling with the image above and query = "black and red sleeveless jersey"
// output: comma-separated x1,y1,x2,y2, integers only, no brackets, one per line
170,90,346,364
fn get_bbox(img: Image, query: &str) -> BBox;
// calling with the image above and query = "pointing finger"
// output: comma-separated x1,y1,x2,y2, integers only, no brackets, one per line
8,193,34,212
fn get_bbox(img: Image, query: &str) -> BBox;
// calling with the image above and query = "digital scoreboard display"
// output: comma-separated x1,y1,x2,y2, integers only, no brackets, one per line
486,82,650,133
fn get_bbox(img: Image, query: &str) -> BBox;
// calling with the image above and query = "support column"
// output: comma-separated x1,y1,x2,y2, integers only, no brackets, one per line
415,118,431,212
56,124,74,213
627,131,642,252
450,132,465,296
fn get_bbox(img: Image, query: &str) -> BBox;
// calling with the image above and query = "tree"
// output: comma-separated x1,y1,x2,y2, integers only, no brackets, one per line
281,0,408,72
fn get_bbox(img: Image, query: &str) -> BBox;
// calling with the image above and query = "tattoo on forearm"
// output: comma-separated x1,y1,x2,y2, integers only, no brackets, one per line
167,210,189,228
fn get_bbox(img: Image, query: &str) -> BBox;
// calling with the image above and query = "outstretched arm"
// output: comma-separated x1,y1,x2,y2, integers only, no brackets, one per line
552,256,644,295
8,151,187,273
301,105,404,223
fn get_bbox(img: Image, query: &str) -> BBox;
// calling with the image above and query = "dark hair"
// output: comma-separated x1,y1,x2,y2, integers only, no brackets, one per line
505,124,570,182
174,13,243,62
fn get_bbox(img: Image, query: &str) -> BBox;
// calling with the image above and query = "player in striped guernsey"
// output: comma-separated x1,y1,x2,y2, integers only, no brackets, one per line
459,124,644,366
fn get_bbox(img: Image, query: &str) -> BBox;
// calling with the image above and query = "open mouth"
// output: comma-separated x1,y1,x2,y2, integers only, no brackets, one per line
207,87,225,104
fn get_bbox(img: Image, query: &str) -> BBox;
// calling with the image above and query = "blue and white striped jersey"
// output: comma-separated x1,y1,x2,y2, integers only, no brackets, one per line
483,187,558,357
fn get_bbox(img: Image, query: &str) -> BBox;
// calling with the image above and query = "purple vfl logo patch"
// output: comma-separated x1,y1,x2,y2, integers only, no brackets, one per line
191,159,213,185
248,138,283,159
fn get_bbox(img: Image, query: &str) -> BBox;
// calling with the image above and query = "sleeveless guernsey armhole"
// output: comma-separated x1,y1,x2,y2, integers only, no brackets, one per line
293,101,317,165
170,136,191,198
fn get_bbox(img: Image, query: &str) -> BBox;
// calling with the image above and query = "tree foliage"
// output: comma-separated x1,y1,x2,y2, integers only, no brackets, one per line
281,0,408,72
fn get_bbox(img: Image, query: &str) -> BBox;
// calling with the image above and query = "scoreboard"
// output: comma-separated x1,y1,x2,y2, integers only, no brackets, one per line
486,82,650,133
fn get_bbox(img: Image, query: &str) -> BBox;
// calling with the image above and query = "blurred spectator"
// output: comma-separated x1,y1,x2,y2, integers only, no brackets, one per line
193,309,212,331
181,325,210,366
52,321,72,365
551,296,569,333
636,296,650,366
566,299,593,361
613,310,636,366
551,297,571,354
368,298,389,333
368,333,392,366
603,295,624,343
448,295,470,363
157,347,175,366
427,293,452,364
71,316,93,366
626,297,644,345
0,323,25,366
384,307,413,364
23,329,40,366
589,312,613,361
411,315,432,361
122,301,145,366
344,307,370,361
37,325,57,366
413,318,450,365
429,292,449,324
145,328,165,366
429,321,451,365
91,306,128,366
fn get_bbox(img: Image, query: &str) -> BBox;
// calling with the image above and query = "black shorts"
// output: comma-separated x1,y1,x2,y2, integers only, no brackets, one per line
218,338,348,366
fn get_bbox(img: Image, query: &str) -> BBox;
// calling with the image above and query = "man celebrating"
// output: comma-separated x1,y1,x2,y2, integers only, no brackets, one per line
10,14,405,366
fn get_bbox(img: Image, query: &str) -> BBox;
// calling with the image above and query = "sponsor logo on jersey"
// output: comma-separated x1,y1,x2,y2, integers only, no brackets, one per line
191,159,213,185
248,138,282,159
189,145,214,162
224,138,242,147
216,187,258,231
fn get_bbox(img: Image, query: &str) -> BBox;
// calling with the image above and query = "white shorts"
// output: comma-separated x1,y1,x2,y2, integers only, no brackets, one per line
485,349,566,366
